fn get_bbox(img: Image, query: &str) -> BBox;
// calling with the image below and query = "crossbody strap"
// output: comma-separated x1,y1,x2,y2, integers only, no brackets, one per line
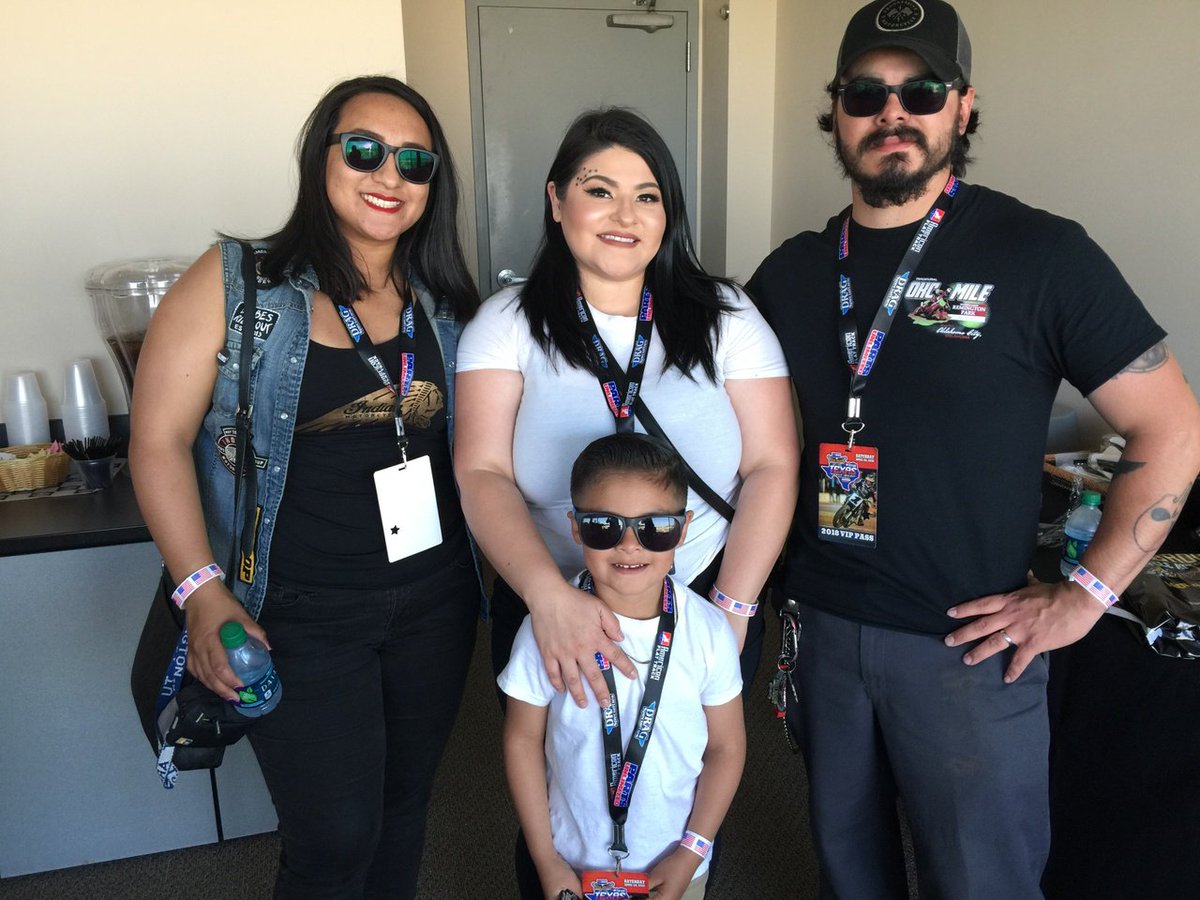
228,242,260,577
633,396,735,523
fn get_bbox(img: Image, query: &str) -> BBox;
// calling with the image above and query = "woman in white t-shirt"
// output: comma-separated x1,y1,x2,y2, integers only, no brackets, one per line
455,108,798,707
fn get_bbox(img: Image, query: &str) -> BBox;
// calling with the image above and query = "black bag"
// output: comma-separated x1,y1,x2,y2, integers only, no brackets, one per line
130,567,257,781
129,241,263,787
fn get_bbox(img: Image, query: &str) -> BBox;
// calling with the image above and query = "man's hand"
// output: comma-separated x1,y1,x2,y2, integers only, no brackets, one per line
945,572,1106,682
648,846,702,899
529,582,635,708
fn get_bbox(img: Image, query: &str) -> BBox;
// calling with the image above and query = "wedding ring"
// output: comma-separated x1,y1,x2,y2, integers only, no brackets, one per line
999,629,1016,647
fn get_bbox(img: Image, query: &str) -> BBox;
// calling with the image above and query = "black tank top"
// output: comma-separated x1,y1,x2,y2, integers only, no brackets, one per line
269,302,466,588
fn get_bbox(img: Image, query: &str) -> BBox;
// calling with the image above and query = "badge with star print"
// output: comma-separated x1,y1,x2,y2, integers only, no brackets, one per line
373,455,442,562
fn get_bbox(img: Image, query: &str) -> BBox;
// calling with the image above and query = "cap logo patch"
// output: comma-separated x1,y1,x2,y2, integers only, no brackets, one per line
876,0,925,32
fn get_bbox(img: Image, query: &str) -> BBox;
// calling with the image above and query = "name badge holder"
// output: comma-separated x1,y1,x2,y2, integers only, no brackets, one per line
579,571,675,899
333,294,442,562
576,286,655,433
820,175,961,547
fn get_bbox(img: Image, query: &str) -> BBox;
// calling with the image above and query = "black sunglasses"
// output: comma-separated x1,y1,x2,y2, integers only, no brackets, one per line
837,78,961,117
328,132,440,184
573,510,687,552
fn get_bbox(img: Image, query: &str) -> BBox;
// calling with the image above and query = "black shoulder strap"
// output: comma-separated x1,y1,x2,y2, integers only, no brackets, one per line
634,396,735,523
228,242,260,577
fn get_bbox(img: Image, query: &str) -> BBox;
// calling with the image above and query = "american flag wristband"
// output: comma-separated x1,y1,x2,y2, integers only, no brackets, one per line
1067,564,1120,609
680,830,713,859
709,586,758,617
172,564,224,609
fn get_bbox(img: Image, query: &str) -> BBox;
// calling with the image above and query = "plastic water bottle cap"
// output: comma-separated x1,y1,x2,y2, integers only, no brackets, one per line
1081,490,1102,507
219,621,249,649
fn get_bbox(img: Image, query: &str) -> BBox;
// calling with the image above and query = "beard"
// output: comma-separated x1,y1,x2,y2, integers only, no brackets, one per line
835,122,960,208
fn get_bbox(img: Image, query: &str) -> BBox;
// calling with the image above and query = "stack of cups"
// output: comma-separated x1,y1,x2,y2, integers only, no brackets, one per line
4,372,52,446
61,359,110,443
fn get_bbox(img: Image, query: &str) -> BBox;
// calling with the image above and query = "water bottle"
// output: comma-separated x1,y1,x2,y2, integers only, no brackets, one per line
1060,490,1103,576
219,621,283,717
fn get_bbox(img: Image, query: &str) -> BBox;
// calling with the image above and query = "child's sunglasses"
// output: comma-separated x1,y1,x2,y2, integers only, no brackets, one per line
328,132,440,184
836,78,961,117
573,510,687,552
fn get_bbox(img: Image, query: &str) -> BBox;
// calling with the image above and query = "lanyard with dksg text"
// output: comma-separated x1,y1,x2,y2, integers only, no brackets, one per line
576,287,654,433
581,570,676,865
836,174,960,446
332,291,417,463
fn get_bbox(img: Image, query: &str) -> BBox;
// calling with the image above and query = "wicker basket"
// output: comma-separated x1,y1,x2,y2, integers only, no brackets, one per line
0,443,71,491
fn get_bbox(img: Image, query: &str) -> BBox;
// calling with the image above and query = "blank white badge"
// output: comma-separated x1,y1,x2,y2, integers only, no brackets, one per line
373,455,443,562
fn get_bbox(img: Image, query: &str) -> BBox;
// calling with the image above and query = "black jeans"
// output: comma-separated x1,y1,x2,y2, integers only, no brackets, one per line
248,544,478,900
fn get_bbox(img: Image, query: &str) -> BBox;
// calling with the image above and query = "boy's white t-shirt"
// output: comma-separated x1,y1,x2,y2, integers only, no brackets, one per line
457,283,788,583
497,576,742,877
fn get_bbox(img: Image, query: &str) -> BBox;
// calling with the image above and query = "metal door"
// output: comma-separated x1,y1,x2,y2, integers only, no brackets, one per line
466,0,697,293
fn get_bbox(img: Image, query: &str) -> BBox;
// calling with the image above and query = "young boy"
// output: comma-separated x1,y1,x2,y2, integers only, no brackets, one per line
499,433,746,900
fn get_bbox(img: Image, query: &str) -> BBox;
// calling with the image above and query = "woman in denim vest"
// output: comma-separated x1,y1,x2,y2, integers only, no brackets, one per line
131,76,480,898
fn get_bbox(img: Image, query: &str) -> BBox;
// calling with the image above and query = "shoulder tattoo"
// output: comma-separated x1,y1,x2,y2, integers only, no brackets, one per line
1117,342,1169,376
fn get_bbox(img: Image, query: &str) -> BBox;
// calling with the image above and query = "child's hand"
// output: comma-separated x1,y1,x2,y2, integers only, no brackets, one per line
648,846,702,899
537,855,581,900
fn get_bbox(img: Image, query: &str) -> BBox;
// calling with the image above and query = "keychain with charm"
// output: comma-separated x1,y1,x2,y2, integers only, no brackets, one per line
332,292,442,562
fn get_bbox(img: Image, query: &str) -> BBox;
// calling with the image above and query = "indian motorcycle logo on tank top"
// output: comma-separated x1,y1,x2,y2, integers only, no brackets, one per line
294,382,445,433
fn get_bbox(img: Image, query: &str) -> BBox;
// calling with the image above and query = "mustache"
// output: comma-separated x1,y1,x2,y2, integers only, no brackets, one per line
859,126,928,153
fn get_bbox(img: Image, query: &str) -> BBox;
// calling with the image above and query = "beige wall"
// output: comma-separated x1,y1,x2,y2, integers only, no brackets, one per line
401,0,478,282
0,1,407,418
764,0,1200,439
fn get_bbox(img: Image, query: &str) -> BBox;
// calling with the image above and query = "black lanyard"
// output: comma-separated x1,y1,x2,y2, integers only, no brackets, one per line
332,291,417,462
836,174,960,446
581,571,676,863
576,287,654,433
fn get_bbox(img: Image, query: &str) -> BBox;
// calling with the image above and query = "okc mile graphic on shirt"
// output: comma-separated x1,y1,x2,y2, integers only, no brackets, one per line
294,381,445,433
905,277,994,339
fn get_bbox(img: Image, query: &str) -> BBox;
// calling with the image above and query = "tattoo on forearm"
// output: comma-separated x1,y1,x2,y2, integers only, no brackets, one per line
1111,459,1146,479
1133,484,1193,551
1117,342,1169,376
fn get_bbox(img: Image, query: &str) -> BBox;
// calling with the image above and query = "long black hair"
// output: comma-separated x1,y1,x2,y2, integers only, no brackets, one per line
256,75,478,321
519,108,734,382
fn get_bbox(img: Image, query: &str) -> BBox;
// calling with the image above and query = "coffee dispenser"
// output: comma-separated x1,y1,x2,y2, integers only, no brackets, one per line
85,258,192,408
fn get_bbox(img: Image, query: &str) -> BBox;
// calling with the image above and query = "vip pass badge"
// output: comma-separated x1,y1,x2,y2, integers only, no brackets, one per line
818,441,879,547
577,869,651,899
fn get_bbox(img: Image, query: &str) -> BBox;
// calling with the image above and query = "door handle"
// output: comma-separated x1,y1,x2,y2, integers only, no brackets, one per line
497,268,528,287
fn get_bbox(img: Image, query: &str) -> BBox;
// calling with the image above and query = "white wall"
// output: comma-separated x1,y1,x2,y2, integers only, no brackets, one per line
0,1,407,419
764,0,1200,440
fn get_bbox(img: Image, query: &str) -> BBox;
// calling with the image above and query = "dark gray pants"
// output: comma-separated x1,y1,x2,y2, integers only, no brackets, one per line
792,603,1049,900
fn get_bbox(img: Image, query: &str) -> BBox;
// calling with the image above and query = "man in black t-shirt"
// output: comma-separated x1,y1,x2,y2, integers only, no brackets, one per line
747,2,1200,897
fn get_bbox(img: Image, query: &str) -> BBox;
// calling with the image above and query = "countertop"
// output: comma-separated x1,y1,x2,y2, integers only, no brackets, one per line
0,468,151,556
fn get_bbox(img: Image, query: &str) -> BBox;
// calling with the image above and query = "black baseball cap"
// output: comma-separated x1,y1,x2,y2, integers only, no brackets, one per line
836,0,972,84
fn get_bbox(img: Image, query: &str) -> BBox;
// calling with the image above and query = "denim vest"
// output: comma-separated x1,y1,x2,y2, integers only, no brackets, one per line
193,240,469,618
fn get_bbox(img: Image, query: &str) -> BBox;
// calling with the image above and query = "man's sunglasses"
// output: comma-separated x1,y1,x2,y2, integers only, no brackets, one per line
836,78,961,117
573,510,687,552
328,133,440,184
